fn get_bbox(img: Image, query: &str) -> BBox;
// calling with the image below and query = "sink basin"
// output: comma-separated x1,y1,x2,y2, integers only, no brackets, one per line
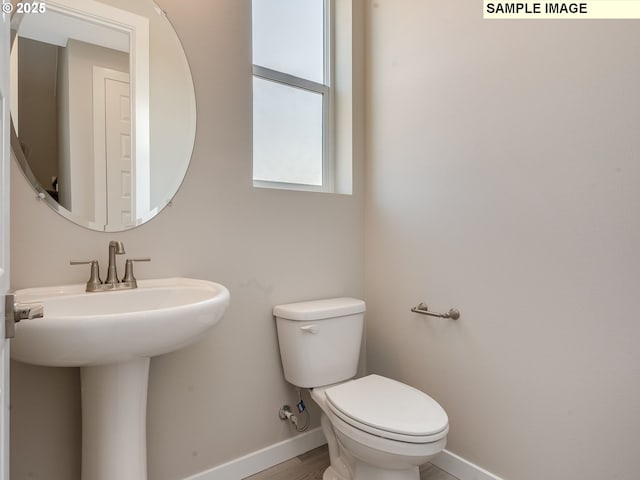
11,277,230,366
10,277,230,480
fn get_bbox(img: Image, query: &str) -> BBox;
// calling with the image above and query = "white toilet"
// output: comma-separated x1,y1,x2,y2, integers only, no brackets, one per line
274,298,448,480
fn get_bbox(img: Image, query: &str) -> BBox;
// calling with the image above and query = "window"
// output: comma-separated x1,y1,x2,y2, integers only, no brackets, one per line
252,0,332,191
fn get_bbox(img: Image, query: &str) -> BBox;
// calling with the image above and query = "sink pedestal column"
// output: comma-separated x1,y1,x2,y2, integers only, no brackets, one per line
80,357,151,480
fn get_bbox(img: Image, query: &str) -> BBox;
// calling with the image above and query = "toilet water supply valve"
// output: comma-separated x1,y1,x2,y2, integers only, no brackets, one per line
278,390,310,432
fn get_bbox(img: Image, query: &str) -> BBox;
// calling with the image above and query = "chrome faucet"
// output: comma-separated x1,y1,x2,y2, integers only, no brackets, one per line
71,241,150,292
105,240,125,287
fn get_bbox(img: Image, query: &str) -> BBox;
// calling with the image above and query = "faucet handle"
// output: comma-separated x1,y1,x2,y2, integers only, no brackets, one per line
121,258,151,289
70,260,102,292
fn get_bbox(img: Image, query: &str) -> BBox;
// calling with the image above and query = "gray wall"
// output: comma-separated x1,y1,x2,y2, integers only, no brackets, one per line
17,38,58,192
365,2,640,480
10,1,365,479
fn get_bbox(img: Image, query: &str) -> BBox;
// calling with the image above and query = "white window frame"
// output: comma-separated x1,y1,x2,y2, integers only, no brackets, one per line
252,0,334,192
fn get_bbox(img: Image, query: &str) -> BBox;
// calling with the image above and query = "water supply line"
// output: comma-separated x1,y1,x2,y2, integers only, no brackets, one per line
278,389,310,432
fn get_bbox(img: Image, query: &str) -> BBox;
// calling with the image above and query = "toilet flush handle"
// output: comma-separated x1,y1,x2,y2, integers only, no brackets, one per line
300,325,318,334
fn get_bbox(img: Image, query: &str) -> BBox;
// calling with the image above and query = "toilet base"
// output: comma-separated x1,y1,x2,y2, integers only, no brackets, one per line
323,465,349,480
353,461,419,480
321,452,422,480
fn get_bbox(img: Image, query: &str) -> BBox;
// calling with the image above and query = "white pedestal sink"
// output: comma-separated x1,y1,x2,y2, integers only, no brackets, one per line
10,277,230,480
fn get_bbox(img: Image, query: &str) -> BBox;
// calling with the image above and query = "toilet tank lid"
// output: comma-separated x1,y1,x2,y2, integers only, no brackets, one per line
273,297,365,321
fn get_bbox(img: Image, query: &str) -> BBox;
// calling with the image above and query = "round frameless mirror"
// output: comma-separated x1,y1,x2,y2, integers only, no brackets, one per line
10,0,196,232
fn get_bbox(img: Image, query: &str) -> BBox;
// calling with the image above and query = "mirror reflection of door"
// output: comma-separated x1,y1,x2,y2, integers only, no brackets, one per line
10,0,196,233
16,35,131,227
93,67,133,230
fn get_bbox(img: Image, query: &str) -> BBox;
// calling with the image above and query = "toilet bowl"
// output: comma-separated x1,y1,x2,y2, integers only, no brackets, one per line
273,298,449,480
312,375,448,480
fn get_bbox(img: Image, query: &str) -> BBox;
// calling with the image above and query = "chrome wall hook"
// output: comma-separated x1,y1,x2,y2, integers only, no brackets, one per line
411,302,460,320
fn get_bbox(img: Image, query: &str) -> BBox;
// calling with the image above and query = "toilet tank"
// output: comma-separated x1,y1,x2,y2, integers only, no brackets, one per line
273,298,365,388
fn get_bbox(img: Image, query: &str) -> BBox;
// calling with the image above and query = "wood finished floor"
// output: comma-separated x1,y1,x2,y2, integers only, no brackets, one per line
244,445,458,480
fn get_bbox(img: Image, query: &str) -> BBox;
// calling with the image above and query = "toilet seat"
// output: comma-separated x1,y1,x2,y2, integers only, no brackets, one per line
324,375,448,444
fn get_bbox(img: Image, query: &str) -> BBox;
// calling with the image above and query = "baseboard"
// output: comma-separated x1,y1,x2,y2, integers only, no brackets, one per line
431,449,505,480
182,427,327,480
183,429,504,480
